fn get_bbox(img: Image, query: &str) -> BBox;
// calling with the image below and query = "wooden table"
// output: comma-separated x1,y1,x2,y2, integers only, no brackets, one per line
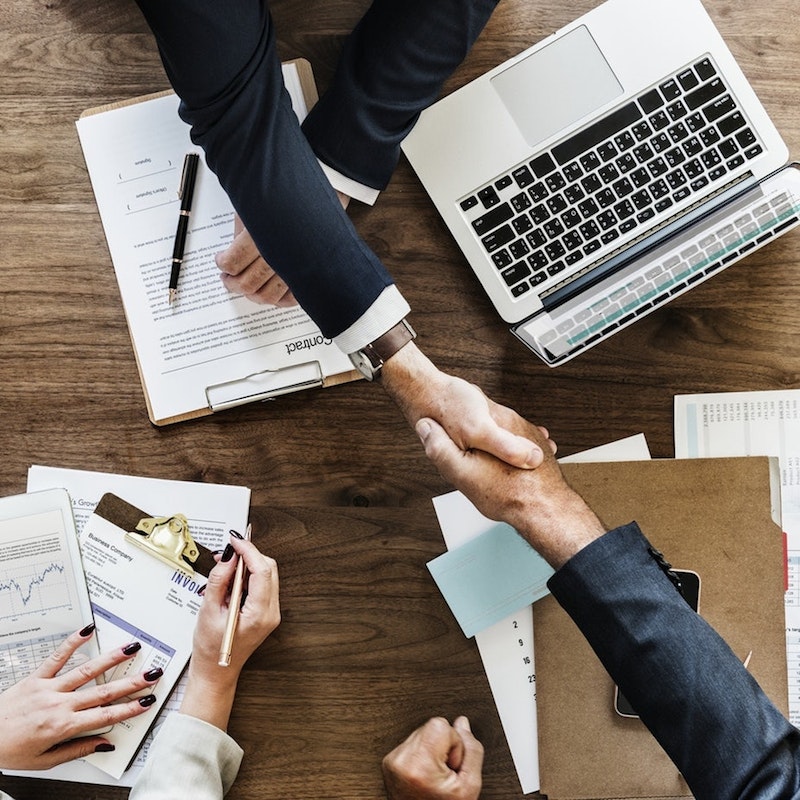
1,0,799,797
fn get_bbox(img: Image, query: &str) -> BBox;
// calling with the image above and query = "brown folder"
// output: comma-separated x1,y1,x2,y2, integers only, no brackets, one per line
535,456,787,800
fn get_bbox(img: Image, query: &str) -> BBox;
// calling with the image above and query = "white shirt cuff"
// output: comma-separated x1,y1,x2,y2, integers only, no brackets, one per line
333,285,411,354
318,161,380,206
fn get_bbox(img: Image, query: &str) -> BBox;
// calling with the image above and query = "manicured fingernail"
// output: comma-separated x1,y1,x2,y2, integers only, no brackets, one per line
94,742,115,753
138,694,157,708
221,544,235,562
79,623,96,638
144,667,163,681
229,528,244,540
198,584,206,596
122,642,142,656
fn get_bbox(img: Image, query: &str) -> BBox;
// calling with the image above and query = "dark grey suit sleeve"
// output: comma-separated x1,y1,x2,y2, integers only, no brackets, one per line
548,522,800,800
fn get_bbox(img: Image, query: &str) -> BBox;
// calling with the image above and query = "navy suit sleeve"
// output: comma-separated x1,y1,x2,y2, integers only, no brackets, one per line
548,522,800,800
133,0,394,339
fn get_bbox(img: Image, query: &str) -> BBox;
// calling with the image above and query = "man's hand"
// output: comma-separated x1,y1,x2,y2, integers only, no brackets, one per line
215,191,350,306
382,716,484,800
415,410,607,569
381,341,549,470
215,214,298,306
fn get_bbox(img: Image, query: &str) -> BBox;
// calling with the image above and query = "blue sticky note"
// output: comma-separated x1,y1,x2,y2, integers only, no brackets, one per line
427,522,554,638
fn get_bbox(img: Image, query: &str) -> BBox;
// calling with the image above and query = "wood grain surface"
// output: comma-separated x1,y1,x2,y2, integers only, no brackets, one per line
1,0,799,797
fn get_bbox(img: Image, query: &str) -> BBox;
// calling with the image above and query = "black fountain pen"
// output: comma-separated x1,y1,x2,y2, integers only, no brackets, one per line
168,152,200,305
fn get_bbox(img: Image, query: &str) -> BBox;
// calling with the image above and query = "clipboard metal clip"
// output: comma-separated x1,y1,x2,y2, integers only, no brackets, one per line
125,514,199,576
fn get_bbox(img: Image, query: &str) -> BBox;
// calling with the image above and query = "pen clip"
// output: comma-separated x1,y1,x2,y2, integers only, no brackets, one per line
177,154,192,200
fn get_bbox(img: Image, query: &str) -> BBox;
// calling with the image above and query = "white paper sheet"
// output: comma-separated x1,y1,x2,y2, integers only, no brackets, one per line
675,390,800,725
8,465,250,787
432,433,651,794
75,63,353,423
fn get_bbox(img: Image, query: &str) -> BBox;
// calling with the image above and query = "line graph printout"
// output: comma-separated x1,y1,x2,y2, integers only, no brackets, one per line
0,490,100,692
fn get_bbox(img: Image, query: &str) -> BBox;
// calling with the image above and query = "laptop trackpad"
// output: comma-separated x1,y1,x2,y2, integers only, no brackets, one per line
491,25,623,148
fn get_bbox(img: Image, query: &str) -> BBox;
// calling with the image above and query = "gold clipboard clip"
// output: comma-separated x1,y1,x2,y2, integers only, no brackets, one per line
125,514,199,577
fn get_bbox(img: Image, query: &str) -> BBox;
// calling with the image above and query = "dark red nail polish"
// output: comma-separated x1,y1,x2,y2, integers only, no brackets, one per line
138,694,157,708
79,623,96,638
94,743,115,753
144,667,163,681
122,642,142,656
221,544,234,562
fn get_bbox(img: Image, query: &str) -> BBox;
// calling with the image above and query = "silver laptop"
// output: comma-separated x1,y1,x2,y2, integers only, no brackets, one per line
402,0,800,365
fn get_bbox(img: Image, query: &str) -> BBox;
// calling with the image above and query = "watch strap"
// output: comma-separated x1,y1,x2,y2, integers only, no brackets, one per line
363,319,416,364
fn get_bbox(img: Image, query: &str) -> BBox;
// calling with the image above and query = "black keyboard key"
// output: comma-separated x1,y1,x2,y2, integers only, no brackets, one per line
615,199,635,220
667,100,688,121
718,138,738,159
530,269,548,286
563,162,583,182
531,204,550,225
478,186,500,208
552,102,643,165
718,112,746,136
695,58,717,81
482,224,515,252
685,77,726,110
528,250,548,271
650,111,670,131
581,173,602,194
659,78,681,100
700,127,721,147
546,241,566,260
596,188,615,208
683,136,703,157
684,158,704,179
612,177,634,197
578,198,599,217
744,144,763,160
547,261,567,277
597,210,617,230
666,169,687,190
686,112,705,132
501,261,531,286
702,149,721,169
619,218,637,233
496,175,513,190
632,121,653,141
580,220,601,240
599,164,620,183
598,142,618,162
704,95,736,123
652,133,671,152
615,131,636,151
673,186,691,202
633,143,654,163
580,152,601,172
546,194,568,214
677,68,699,91
639,88,664,114
736,128,756,148
637,207,656,224
544,219,565,239
631,189,652,210
630,167,650,188
601,229,620,244
664,147,685,167
650,179,669,199
562,208,581,229
460,195,478,211
690,176,709,192
655,197,673,213
526,229,546,249
584,239,602,255
546,173,567,192
530,153,556,177
472,202,514,235
509,239,530,259
564,184,585,204
668,122,689,143
708,165,727,181
616,153,637,173
512,166,535,188
528,182,548,202
511,281,531,297
511,192,532,212
564,231,583,251
492,249,513,269
565,250,583,265
512,214,533,235
727,154,745,170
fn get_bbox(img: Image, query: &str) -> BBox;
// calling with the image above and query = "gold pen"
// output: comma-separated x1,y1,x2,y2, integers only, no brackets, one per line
218,523,251,667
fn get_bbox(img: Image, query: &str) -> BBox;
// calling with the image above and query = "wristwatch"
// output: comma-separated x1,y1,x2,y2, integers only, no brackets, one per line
349,319,416,381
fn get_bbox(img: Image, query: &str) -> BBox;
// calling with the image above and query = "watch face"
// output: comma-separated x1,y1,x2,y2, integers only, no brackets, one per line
349,351,378,380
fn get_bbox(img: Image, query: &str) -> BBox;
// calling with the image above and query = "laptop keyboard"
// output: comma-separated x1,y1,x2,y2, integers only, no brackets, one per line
459,56,765,301
514,169,800,364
